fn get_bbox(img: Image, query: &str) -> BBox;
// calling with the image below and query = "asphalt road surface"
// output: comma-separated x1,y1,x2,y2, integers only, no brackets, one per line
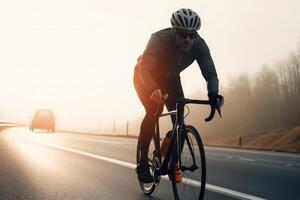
0,127,299,200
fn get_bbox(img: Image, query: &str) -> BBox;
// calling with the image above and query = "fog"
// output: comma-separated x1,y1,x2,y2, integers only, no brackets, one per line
0,0,300,133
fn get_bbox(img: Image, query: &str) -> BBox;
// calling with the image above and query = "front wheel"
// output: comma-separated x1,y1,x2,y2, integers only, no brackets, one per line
171,125,206,200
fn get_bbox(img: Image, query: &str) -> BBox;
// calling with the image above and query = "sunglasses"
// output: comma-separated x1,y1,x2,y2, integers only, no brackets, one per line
175,31,197,39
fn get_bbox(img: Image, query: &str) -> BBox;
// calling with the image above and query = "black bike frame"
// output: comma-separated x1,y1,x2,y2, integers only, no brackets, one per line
154,99,211,175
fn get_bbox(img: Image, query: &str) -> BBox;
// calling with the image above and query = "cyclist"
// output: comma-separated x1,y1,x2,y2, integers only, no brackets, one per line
134,8,221,183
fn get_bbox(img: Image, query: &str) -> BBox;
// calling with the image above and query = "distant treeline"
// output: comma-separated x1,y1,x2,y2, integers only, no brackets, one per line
199,44,300,141
129,45,300,142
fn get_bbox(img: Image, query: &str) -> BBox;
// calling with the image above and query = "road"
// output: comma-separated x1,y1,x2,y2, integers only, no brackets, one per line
0,127,299,200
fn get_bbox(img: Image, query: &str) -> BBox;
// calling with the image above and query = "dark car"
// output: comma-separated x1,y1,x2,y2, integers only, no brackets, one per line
30,109,56,132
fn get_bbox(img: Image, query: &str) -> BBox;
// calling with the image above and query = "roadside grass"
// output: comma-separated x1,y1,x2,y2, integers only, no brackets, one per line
205,126,300,153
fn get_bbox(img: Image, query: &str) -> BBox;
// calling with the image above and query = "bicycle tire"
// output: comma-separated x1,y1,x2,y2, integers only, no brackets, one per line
171,125,206,200
136,137,156,195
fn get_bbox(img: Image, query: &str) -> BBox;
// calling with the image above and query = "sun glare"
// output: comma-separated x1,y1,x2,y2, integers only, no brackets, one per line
5,128,58,170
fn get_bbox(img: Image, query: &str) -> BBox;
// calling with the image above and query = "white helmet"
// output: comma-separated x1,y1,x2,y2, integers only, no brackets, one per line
170,8,201,31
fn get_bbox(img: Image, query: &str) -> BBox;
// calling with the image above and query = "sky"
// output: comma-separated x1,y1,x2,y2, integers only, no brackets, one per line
1,0,300,131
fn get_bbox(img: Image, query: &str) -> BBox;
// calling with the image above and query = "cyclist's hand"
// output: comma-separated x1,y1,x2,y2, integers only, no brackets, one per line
150,88,163,104
208,92,224,116
208,92,219,109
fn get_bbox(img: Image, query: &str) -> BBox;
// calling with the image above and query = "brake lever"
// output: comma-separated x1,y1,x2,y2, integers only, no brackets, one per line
205,95,224,121
205,106,215,122
217,95,224,118
217,107,222,118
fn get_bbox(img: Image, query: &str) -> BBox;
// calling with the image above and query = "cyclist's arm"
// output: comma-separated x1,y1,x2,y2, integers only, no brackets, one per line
137,34,162,92
194,36,219,94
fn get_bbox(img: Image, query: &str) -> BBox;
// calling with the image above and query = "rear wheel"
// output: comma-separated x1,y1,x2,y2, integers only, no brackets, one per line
171,125,206,200
136,137,156,195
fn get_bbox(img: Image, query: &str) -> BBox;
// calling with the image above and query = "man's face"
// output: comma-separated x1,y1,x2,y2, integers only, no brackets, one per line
174,30,197,52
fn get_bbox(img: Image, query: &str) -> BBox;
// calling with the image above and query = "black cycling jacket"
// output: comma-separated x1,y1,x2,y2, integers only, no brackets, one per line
135,28,219,94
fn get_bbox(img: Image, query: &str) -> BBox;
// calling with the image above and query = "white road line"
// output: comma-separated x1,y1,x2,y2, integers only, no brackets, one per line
239,158,256,162
61,137,122,145
205,184,266,200
31,139,266,200
285,164,295,167
206,146,300,158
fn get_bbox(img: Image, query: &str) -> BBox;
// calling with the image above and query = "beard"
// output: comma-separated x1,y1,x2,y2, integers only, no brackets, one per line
179,43,193,52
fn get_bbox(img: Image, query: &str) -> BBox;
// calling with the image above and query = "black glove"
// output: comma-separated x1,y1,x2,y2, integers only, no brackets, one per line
208,92,224,117
208,92,219,109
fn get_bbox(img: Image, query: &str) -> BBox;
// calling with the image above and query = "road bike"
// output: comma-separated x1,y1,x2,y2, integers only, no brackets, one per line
136,96,224,200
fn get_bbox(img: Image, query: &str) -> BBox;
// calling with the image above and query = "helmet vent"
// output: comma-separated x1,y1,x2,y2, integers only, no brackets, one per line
190,18,194,28
184,17,189,27
195,21,200,29
177,15,185,27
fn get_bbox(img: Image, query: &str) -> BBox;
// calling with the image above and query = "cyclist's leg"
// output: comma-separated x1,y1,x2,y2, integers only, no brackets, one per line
134,73,158,161
134,73,158,182
139,111,157,161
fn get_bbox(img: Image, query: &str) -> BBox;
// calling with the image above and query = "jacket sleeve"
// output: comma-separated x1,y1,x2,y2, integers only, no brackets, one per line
136,34,162,92
194,37,219,94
